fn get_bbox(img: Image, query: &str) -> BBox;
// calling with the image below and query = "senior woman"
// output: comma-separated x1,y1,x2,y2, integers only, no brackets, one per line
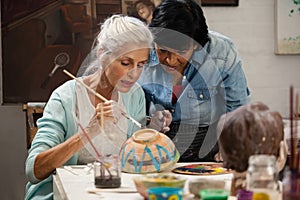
25,15,171,200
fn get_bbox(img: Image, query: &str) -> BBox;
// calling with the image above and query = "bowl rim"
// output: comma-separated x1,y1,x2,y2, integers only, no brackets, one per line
132,128,159,143
133,173,187,182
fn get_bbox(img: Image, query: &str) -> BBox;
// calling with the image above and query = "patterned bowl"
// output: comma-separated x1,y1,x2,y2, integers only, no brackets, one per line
120,128,180,173
133,173,186,199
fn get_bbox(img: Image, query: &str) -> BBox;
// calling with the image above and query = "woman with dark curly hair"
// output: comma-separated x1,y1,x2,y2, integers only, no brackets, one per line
138,0,251,162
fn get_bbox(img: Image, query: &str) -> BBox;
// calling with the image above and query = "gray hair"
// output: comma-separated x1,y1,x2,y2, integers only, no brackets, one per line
97,15,153,51
77,15,153,76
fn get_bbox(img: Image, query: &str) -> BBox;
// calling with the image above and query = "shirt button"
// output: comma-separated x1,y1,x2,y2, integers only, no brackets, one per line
199,94,204,99
171,109,175,113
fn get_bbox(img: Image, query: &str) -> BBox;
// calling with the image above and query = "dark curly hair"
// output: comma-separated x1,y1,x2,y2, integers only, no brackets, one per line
149,0,209,50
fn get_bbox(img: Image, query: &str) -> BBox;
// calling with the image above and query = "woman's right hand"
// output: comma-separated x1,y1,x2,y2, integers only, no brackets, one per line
95,100,126,124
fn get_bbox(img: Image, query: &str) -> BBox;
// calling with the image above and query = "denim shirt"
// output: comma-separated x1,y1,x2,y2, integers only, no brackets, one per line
138,31,250,126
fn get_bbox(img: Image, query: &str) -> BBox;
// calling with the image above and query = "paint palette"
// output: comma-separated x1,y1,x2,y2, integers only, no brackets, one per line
172,163,231,175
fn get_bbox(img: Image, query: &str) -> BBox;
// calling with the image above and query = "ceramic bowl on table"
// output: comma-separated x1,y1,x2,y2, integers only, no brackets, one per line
147,187,183,200
133,173,187,199
119,128,180,173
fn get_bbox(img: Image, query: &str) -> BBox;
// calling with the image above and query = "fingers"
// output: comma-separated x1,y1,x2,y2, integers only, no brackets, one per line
214,152,223,162
149,110,172,133
161,126,170,133
162,110,172,126
159,110,172,131
95,101,115,120
95,100,127,124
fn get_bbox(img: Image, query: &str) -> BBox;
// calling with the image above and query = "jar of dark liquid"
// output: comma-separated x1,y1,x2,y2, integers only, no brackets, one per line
94,154,121,188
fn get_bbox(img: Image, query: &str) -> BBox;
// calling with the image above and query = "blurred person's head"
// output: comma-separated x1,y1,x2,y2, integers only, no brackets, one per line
135,0,155,24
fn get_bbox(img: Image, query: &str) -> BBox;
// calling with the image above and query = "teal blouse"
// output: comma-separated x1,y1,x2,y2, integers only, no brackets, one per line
25,80,146,200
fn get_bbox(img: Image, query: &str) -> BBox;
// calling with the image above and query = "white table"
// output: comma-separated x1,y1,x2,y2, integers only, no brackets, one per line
53,163,235,200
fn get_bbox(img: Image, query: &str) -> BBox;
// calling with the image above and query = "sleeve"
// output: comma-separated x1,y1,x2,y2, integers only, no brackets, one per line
221,40,250,112
25,84,73,184
124,84,147,137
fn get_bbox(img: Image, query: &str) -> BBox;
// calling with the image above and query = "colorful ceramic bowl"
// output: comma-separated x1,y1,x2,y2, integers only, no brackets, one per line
133,173,187,199
120,128,180,173
147,187,183,200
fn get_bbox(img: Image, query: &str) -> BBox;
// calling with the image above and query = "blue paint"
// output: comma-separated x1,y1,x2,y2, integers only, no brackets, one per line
145,145,160,171
156,144,174,162
137,146,147,173
121,137,178,173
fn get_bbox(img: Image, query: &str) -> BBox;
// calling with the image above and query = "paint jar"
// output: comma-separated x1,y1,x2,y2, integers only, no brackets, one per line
237,189,253,200
246,155,281,200
199,189,229,200
94,154,121,188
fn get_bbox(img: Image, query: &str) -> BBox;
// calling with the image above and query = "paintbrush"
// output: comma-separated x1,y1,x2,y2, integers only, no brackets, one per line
63,69,143,128
290,86,295,170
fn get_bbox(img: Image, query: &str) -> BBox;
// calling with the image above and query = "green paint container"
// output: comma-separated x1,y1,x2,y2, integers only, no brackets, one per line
200,189,229,200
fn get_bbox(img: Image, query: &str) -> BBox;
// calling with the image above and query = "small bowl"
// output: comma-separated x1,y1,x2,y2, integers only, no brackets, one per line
147,187,183,200
133,173,187,199
120,128,180,173
188,179,225,197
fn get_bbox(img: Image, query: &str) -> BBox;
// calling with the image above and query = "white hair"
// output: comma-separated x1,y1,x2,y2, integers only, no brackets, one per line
77,14,153,76
97,15,153,51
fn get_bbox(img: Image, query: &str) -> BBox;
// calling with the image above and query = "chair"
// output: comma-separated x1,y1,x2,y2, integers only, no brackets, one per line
23,102,46,149
61,4,93,44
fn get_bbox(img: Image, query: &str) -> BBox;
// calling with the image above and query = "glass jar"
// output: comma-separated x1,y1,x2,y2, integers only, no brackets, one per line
246,154,281,200
94,154,121,188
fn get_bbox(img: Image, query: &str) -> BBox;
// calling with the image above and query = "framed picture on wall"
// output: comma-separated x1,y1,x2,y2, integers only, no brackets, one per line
275,0,300,54
201,0,239,6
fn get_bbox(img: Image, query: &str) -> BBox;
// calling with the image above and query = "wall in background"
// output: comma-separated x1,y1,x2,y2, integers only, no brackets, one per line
0,0,300,199
204,0,300,117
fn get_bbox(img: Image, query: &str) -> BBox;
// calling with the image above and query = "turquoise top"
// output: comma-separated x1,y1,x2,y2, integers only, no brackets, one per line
25,80,146,199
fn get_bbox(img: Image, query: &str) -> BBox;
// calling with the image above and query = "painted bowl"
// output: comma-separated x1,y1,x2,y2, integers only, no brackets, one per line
147,187,183,200
133,173,187,199
120,128,180,173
